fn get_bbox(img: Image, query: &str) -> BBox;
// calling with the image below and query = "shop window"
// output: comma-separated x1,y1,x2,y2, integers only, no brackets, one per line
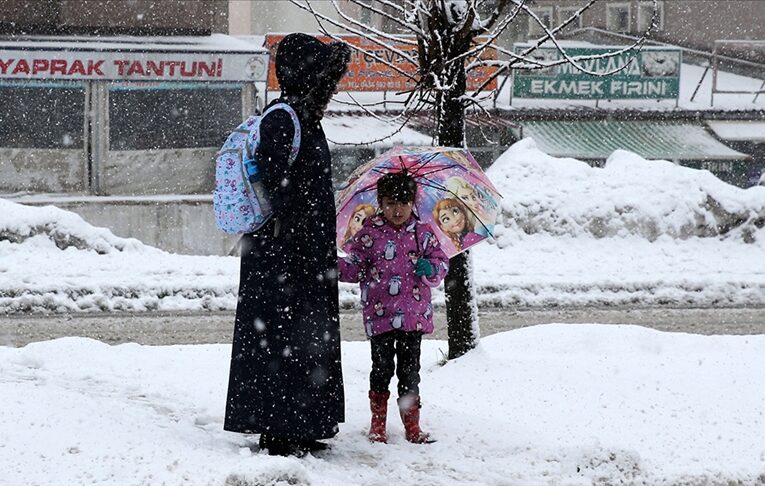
0,82,84,149
606,2,632,33
108,84,242,151
528,6,554,37
637,1,663,32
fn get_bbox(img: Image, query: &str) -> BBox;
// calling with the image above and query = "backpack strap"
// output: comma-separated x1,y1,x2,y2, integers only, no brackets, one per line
246,102,302,168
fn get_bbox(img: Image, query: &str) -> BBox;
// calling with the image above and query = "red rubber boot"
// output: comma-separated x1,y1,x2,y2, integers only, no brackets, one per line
368,390,390,443
398,395,435,444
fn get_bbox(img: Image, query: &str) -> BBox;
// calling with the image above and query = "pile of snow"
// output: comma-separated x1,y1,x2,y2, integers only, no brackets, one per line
3,141,765,313
2,325,764,484
488,139,765,242
0,199,238,313
0,198,144,254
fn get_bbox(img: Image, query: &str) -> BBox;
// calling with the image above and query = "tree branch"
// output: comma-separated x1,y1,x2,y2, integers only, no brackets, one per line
475,0,510,33
349,0,423,37
450,0,526,67
288,0,420,81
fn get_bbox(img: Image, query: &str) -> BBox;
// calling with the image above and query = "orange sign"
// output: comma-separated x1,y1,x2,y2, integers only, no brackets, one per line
264,34,497,93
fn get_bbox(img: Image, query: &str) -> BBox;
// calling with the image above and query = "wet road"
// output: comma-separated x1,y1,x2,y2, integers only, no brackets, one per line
2,307,764,347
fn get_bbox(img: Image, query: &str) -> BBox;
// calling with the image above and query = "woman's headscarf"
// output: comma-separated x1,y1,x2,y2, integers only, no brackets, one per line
275,33,352,119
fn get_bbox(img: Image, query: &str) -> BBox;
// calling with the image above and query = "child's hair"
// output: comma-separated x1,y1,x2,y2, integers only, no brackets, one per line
377,172,417,203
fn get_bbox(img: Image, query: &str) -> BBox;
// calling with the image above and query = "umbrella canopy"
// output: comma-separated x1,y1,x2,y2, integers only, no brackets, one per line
336,146,503,258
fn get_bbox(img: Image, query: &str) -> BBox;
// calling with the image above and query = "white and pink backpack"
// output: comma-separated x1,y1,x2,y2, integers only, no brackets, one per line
213,103,301,234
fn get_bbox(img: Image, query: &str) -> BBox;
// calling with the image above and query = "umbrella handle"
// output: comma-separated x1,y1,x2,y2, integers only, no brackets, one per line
420,275,441,288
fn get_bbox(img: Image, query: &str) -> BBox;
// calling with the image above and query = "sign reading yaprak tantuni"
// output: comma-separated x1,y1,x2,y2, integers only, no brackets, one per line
264,34,498,92
0,43,269,82
512,44,681,101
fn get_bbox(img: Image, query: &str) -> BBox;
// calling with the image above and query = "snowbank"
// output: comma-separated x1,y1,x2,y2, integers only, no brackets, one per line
0,198,237,313
488,138,765,242
0,198,144,254
2,141,765,313
2,325,764,484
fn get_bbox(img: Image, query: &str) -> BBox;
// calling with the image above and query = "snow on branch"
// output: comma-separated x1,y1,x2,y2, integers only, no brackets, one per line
475,0,511,33
449,0,526,66
469,0,657,98
349,0,424,37
331,0,420,45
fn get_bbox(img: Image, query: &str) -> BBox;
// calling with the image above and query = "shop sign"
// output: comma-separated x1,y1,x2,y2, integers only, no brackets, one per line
512,45,681,100
0,48,269,82
265,34,497,92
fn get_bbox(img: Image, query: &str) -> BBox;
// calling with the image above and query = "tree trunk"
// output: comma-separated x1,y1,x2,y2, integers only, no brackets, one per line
437,66,479,360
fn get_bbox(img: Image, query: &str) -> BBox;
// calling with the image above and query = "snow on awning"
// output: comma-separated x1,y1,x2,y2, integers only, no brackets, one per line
323,112,432,148
706,121,765,142
514,120,750,161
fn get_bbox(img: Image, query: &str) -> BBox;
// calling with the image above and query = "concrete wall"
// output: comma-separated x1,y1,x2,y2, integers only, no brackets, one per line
98,148,217,196
0,0,228,35
0,149,88,194
20,197,240,255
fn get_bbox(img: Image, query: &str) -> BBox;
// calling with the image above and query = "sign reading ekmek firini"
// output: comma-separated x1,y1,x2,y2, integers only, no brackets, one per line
512,44,681,101
0,48,269,82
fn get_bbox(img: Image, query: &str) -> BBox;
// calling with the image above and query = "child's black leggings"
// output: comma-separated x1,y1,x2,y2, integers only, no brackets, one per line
369,330,423,396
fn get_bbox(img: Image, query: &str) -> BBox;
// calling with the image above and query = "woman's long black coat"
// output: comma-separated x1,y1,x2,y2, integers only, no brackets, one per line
223,99,344,440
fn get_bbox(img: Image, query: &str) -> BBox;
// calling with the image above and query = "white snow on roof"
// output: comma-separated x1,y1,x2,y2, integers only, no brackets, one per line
0,34,266,53
707,120,765,141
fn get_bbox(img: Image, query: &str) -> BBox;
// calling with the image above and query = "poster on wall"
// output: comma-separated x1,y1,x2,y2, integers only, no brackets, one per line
264,34,497,93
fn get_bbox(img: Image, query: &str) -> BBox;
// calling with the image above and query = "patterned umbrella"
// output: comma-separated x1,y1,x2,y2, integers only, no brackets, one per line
336,146,503,258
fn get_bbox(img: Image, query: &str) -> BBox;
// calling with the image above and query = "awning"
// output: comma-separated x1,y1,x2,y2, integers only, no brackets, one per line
514,120,750,161
706,121,765,142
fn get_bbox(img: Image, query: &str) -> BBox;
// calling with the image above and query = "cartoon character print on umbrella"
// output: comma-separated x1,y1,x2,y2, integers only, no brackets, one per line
342,203,376,249
432,198,483,252
336,146,503,259
445,176,499,237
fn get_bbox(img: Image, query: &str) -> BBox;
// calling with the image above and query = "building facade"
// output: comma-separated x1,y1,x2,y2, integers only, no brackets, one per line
1,1,762,255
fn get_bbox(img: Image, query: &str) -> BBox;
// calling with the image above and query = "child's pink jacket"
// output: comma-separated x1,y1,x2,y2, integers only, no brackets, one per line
337,214,449,337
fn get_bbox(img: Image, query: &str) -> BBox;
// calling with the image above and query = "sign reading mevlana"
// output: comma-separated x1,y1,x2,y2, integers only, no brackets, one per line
0,49,269,82
512,45,681,100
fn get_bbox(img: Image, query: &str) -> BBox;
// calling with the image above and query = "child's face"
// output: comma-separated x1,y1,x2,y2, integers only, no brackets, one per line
438,205,466,234
380,196,413,227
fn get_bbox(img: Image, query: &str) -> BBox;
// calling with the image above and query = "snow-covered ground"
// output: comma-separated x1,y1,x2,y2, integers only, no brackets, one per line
3,136,765,484
2,140,764,313
2,326,764,485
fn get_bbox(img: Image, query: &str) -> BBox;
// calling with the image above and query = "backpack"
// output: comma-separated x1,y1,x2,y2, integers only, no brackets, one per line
213,103,301,235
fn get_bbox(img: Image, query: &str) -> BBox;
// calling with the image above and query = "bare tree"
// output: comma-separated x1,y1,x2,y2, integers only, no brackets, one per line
290,0,657,359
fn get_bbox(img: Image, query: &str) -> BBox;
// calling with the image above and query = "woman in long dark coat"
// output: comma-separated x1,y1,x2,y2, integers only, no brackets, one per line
224,33,351,456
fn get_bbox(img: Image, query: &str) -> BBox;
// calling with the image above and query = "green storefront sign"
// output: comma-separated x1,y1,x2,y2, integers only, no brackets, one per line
512,45,681,100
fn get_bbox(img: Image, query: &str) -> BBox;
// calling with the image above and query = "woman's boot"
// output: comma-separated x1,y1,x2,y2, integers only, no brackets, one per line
368,390,390,443
398,394,435,444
